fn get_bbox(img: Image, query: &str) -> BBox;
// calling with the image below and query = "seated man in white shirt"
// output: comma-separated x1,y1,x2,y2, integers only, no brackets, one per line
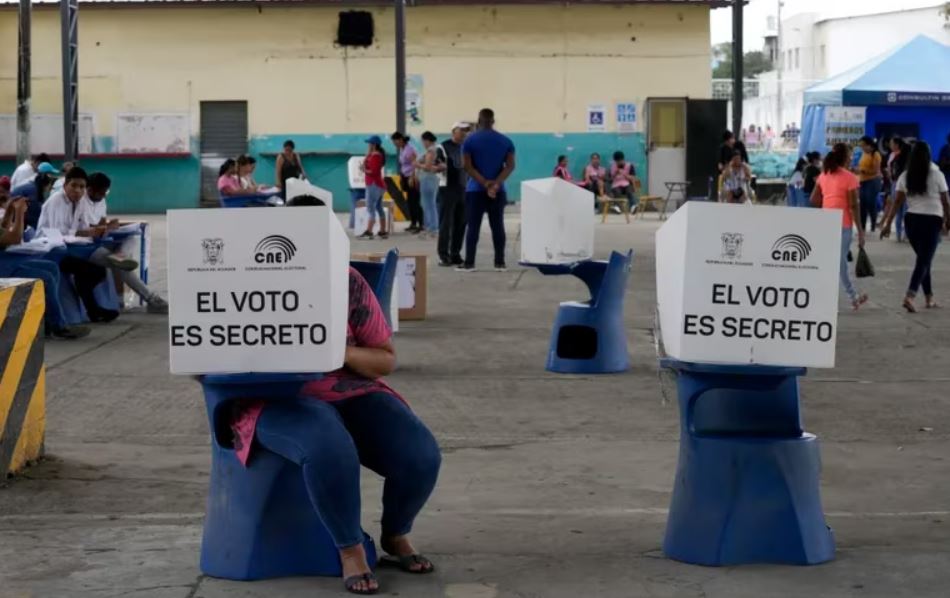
81,172,168,314
37,167,119,323
10,152,50,190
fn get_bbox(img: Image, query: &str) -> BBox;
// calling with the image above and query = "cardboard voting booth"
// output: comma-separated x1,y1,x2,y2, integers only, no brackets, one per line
166,207,349,374
655,202,841,368
348,157,366,189
286,177,333,206
521,177,595,264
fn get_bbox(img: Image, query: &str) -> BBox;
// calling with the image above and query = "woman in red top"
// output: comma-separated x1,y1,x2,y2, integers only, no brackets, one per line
811,143,868,310
359,136,389,240
230,197,439,595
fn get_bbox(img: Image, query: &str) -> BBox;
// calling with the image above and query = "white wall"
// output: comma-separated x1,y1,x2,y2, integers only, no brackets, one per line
815,6,950,78
743,4,950,132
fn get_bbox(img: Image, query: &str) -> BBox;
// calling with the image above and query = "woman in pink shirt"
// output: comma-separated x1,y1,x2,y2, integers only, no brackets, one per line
553,155,574,181
231,195,440,595
582,153,607,198
216,159,245,197
811,143,868,310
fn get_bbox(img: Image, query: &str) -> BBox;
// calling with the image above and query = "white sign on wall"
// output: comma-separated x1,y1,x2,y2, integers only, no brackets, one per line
521,177,595,264
166,207,349,374
587,104,606,132
655,202,841,368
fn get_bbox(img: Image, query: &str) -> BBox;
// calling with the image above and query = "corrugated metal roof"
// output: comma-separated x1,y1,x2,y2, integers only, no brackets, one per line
0,0,733,8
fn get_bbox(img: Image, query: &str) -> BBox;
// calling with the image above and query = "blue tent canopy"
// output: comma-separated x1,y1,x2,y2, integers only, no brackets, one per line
800,35,950,155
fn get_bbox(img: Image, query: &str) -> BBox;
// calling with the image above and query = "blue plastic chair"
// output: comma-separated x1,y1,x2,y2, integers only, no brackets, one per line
350,249,399,328
660,360,835,566
546,249,633,374
199,373,378,580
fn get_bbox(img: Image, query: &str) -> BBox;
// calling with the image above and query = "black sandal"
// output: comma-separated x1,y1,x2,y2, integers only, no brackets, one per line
379,553,436,574
344,572,379,595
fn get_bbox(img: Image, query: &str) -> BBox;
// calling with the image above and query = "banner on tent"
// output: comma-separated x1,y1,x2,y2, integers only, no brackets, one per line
824,107,866,147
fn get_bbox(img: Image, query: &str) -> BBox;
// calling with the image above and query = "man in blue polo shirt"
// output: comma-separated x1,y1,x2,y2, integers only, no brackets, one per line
459,108,516,272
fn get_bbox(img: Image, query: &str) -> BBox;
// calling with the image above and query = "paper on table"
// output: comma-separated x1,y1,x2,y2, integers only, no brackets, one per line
115,222,142,234
41,228,65,246
4,239,55,255
64,235,93,245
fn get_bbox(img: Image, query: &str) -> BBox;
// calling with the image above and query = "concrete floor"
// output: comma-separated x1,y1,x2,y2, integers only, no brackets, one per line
1,210,949,598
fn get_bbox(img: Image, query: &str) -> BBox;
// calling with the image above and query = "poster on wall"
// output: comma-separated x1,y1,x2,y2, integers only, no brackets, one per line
406,75,424,127
824,107,866,147
616,102,638,133
587,104,606,132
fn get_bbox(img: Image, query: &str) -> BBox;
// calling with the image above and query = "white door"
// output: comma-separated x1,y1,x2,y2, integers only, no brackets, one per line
647,99,687,198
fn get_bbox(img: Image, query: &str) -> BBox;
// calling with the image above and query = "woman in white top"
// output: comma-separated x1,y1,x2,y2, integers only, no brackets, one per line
881,142,950,312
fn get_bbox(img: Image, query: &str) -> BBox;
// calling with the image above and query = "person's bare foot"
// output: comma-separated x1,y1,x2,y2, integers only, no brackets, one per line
340,543,378,594
852,293,869,311
381,535,434,573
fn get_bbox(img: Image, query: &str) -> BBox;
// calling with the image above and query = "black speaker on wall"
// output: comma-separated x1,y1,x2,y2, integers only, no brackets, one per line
337,11,374,47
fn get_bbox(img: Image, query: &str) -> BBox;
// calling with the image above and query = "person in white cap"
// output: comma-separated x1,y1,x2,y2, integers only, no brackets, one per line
437,121,471,266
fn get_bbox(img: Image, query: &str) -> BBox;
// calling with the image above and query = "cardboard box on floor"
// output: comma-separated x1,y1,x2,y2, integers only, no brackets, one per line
351,252,428,321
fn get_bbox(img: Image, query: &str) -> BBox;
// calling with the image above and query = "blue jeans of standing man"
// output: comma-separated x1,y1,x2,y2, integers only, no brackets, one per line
464,190,507,268
839,227,857,303
903,212,943,297
254,392,441,549
859,178,882,231
419,175,440,233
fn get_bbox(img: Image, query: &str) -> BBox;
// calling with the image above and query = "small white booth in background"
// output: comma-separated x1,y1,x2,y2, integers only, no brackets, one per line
166,206,349,374
655,202,842,368
348,157,366,190
286,178,333,206
520,177,595,264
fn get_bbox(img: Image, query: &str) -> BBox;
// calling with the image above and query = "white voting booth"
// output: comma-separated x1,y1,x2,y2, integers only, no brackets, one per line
348,157,365,189
286,177,332,206
520,177,595,264
655,202,841,368
166,206,349,374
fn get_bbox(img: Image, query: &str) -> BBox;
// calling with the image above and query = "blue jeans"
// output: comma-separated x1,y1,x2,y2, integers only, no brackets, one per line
365,185,385,224
904,212,943,297
254,392,441,549
419,176,440,233
859,178,882,231
464,190,507,267
8,259,68,330
839,227,857,302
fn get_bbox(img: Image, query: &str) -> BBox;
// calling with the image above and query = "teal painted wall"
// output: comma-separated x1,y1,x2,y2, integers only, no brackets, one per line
250,133,648,212
3,133,645,214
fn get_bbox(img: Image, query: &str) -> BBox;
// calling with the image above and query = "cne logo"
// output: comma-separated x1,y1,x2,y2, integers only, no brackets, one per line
254,235,297,264
771,234,812,262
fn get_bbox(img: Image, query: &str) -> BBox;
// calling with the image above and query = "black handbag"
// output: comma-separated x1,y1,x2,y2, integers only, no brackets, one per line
855,247,875,278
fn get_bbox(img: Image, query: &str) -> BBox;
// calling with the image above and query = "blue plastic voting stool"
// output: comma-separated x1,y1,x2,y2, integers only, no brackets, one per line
660,359,835,566
524,250,633,374
350,249,399,328
199,373,378,580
